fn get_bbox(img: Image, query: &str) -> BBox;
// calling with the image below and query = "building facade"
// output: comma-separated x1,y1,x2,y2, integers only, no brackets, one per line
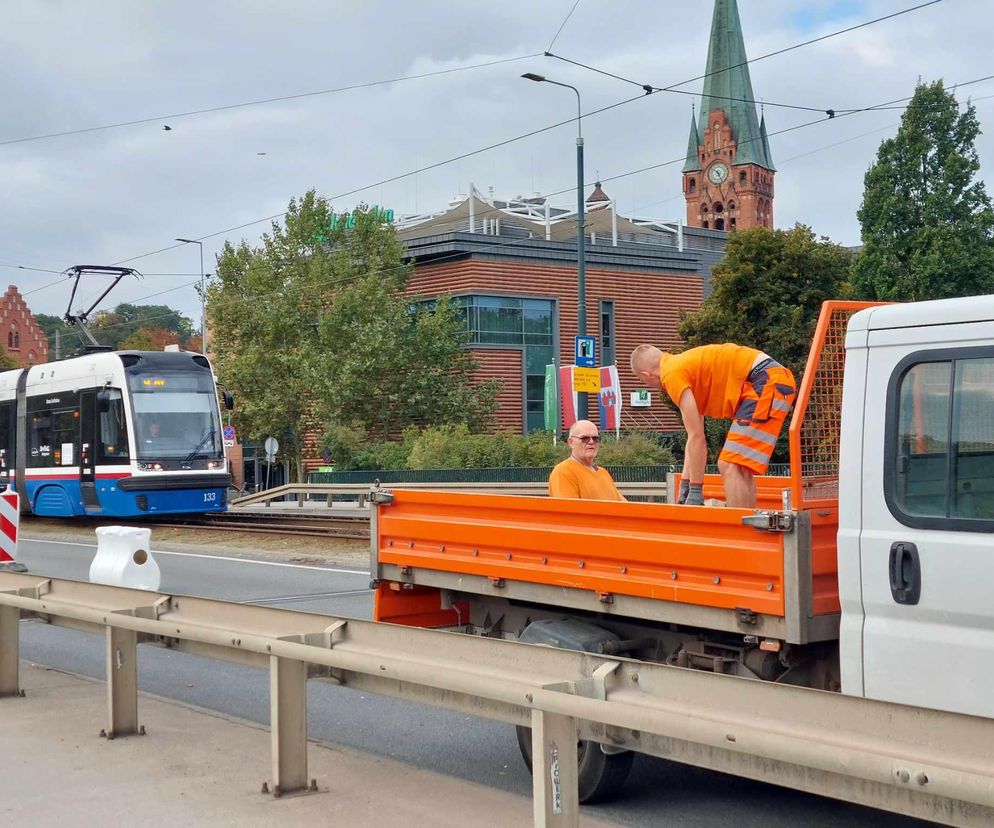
395,187,727,434
0,285,49,367
683,0,776,231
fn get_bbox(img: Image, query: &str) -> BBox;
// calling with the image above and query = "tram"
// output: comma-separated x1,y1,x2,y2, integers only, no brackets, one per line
0,349,232,517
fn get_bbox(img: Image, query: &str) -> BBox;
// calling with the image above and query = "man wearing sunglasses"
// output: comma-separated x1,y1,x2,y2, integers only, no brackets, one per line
548,420,626,501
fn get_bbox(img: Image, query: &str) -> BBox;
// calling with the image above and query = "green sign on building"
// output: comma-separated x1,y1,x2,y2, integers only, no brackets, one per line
544,364,557,432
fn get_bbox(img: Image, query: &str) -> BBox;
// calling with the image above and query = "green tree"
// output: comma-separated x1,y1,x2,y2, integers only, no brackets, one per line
90,304,195,349
34,314,83,358
209,190,496,482
680,224,852,378
853,80,994,301
678,223,852,463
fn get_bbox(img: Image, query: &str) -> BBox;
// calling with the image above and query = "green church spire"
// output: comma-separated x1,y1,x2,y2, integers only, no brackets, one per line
683,105,702,172
759,110,776,171
697,0,773,170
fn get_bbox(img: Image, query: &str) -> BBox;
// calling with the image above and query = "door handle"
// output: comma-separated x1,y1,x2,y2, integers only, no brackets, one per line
889,542,921,606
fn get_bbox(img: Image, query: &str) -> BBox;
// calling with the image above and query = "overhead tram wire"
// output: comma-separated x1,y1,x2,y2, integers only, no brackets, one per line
0,53,542,148
112,0,947,268
546,0,948,117
547,0,582,52
99,65,994,321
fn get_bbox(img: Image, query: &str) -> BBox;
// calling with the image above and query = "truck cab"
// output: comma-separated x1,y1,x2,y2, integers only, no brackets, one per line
839,297,994,718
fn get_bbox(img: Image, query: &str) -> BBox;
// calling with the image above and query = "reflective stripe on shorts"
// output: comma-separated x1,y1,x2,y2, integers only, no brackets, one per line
721,362,797,474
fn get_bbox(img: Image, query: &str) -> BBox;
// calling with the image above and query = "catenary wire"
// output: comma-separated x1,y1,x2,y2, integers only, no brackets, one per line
547,0,582,52
0,54,542,148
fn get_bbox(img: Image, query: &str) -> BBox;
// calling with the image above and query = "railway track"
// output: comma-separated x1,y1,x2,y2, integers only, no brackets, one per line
157,511,371,539
24,511,371,540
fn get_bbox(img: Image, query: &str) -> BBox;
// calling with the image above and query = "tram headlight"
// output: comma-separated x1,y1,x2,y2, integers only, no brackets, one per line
207,460,224,470
138,462,164,472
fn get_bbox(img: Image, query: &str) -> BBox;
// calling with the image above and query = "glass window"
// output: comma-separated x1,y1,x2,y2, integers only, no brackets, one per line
895,362,951,518
98,389,131,463
891,355,994,524
128,371,223,460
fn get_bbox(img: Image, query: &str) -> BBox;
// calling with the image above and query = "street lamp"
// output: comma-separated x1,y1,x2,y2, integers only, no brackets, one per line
175,238,205,352
522,72,588,420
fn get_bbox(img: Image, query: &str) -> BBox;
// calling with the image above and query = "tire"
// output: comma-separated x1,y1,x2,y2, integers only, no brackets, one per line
515,724,634,804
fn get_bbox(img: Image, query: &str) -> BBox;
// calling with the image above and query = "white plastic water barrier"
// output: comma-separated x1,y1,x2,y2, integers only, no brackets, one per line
89,526,161,591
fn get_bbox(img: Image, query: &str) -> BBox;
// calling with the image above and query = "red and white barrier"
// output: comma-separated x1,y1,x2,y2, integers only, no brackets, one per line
0,491,26,572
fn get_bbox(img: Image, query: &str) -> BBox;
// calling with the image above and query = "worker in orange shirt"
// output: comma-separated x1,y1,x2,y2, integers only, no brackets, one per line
548,420,626,501
630,344,796,508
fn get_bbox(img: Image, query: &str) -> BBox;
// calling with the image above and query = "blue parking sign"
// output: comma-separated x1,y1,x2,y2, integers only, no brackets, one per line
575,335,596,368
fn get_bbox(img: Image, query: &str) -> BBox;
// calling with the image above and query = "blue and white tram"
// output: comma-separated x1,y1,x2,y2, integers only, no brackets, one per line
0,350,232,517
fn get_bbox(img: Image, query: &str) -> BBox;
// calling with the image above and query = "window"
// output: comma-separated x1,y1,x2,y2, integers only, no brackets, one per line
714,202,724,214
739,171,747,185
728,201,736,211
7,329,18,350
600,301,615,367
714,218,725,230
712,123,720,152
0,402,12,479
887,350,994,528
688,178,696,194
98,389,130,463
28,407,78,468
456,295,555,432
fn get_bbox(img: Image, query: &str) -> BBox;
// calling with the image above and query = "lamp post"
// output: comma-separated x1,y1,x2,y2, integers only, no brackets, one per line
521,72,588,420
175,238,205,351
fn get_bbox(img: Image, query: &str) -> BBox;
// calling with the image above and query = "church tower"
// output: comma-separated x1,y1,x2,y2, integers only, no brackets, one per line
683,0,775,231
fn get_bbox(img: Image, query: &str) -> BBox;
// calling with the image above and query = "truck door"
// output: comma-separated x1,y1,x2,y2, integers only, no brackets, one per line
860,325,994,718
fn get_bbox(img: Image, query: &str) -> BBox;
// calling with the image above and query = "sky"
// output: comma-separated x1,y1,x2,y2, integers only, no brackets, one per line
4,0,992,329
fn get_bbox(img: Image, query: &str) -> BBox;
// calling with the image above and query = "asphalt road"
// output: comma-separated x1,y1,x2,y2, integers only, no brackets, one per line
16,536,934,828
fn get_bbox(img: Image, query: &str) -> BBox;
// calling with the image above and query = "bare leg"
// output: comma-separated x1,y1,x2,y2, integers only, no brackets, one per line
718,460,757,508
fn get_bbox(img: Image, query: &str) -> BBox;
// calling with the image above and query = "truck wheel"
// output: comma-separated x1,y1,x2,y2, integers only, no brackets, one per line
514,725,633,803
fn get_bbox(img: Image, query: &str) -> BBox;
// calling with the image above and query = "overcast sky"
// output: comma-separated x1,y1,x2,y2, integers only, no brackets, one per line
5,0,992,328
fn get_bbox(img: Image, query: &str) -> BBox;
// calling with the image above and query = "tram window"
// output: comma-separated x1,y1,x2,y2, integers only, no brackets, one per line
0,402,11,474
97,389,130,462
29,411,53,467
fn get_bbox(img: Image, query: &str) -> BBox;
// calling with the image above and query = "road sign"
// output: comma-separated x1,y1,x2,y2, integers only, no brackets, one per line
572,366,601,393
264,436,279,463
222,425,236,441
574,336,597,368
631,389,652,407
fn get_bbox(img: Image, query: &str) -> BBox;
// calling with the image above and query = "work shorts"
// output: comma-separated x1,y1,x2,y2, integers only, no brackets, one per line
718,359,797,475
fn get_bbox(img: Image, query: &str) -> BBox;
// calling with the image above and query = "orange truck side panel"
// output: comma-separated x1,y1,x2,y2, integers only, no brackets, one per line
376,488,804,619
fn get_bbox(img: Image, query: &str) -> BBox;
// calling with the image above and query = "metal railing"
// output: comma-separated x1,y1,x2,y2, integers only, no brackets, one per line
2,573,993,826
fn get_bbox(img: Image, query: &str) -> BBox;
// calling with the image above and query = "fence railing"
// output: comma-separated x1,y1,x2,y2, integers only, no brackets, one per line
1,572,991,826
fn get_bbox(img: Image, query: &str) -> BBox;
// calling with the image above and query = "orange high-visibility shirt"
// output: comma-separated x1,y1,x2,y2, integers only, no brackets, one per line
660,344,762,419
548,458,626,501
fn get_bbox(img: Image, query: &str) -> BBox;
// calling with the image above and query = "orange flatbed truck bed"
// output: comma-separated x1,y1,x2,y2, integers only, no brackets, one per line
371,303,873,658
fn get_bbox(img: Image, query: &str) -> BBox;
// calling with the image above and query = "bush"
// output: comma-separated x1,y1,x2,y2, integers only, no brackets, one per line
322,424,675,471
597,432,675,467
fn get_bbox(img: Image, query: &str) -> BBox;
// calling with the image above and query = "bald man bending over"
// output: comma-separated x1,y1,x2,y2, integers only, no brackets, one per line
548,420,626,501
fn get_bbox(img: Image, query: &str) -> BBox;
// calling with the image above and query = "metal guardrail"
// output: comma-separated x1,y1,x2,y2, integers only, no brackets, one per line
232,481,669,509
2,573,994,826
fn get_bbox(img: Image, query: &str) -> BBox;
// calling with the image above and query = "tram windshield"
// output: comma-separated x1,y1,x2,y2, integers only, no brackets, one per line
128,371,223,460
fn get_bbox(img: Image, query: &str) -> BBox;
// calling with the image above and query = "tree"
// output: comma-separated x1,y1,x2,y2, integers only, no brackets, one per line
208,190,496,482
90,304,195,349
119,327,182,351
853,80,994,301
34,314,83,357
678,223,852,462
680,224,852,378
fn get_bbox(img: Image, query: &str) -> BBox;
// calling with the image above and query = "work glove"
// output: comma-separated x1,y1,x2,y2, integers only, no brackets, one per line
677,479,690,504
684,483,704,506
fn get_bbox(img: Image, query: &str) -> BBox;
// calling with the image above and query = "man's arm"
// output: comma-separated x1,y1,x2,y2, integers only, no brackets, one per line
678,388,707,484
548,466,581,498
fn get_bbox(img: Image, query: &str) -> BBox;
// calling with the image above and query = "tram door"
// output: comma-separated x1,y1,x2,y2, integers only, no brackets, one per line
79,391,100,512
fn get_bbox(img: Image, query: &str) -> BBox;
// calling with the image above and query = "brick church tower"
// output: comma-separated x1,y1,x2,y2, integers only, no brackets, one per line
683,0,775,231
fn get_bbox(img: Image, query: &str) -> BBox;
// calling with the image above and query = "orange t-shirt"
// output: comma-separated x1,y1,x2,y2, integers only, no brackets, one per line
548,458,626,501
660,344,761,419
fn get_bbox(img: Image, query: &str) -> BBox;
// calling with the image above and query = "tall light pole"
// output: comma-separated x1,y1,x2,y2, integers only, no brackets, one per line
521,72,588,420
176,238,205,351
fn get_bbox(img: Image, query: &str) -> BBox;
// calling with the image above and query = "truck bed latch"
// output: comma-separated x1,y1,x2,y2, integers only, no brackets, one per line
368,487,394,505
741,510,794,532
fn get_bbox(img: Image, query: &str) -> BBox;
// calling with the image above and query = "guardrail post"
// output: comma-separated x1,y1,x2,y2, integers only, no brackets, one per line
105,626,139,737
531,709,579,827
0,604,20,697
269,655,309,797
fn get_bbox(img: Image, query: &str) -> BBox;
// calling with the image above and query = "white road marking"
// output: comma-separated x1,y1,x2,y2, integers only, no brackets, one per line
19,537,368,576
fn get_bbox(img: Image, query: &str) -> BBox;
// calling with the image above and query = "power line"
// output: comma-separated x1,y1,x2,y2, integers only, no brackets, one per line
0,53,541,148
547,0,582,52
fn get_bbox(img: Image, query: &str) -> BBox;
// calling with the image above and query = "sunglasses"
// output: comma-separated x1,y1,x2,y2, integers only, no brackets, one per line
572,435,600,444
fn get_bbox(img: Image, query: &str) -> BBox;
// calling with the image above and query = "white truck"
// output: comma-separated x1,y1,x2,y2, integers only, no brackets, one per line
370,297,994,818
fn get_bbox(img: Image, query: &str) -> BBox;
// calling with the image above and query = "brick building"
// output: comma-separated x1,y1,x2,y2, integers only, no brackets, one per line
0,285,49,367
395,187,727,434
683,0,775,231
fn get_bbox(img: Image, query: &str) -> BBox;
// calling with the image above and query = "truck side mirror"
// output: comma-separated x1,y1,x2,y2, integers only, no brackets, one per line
223,390,234,410
96,389,111,413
